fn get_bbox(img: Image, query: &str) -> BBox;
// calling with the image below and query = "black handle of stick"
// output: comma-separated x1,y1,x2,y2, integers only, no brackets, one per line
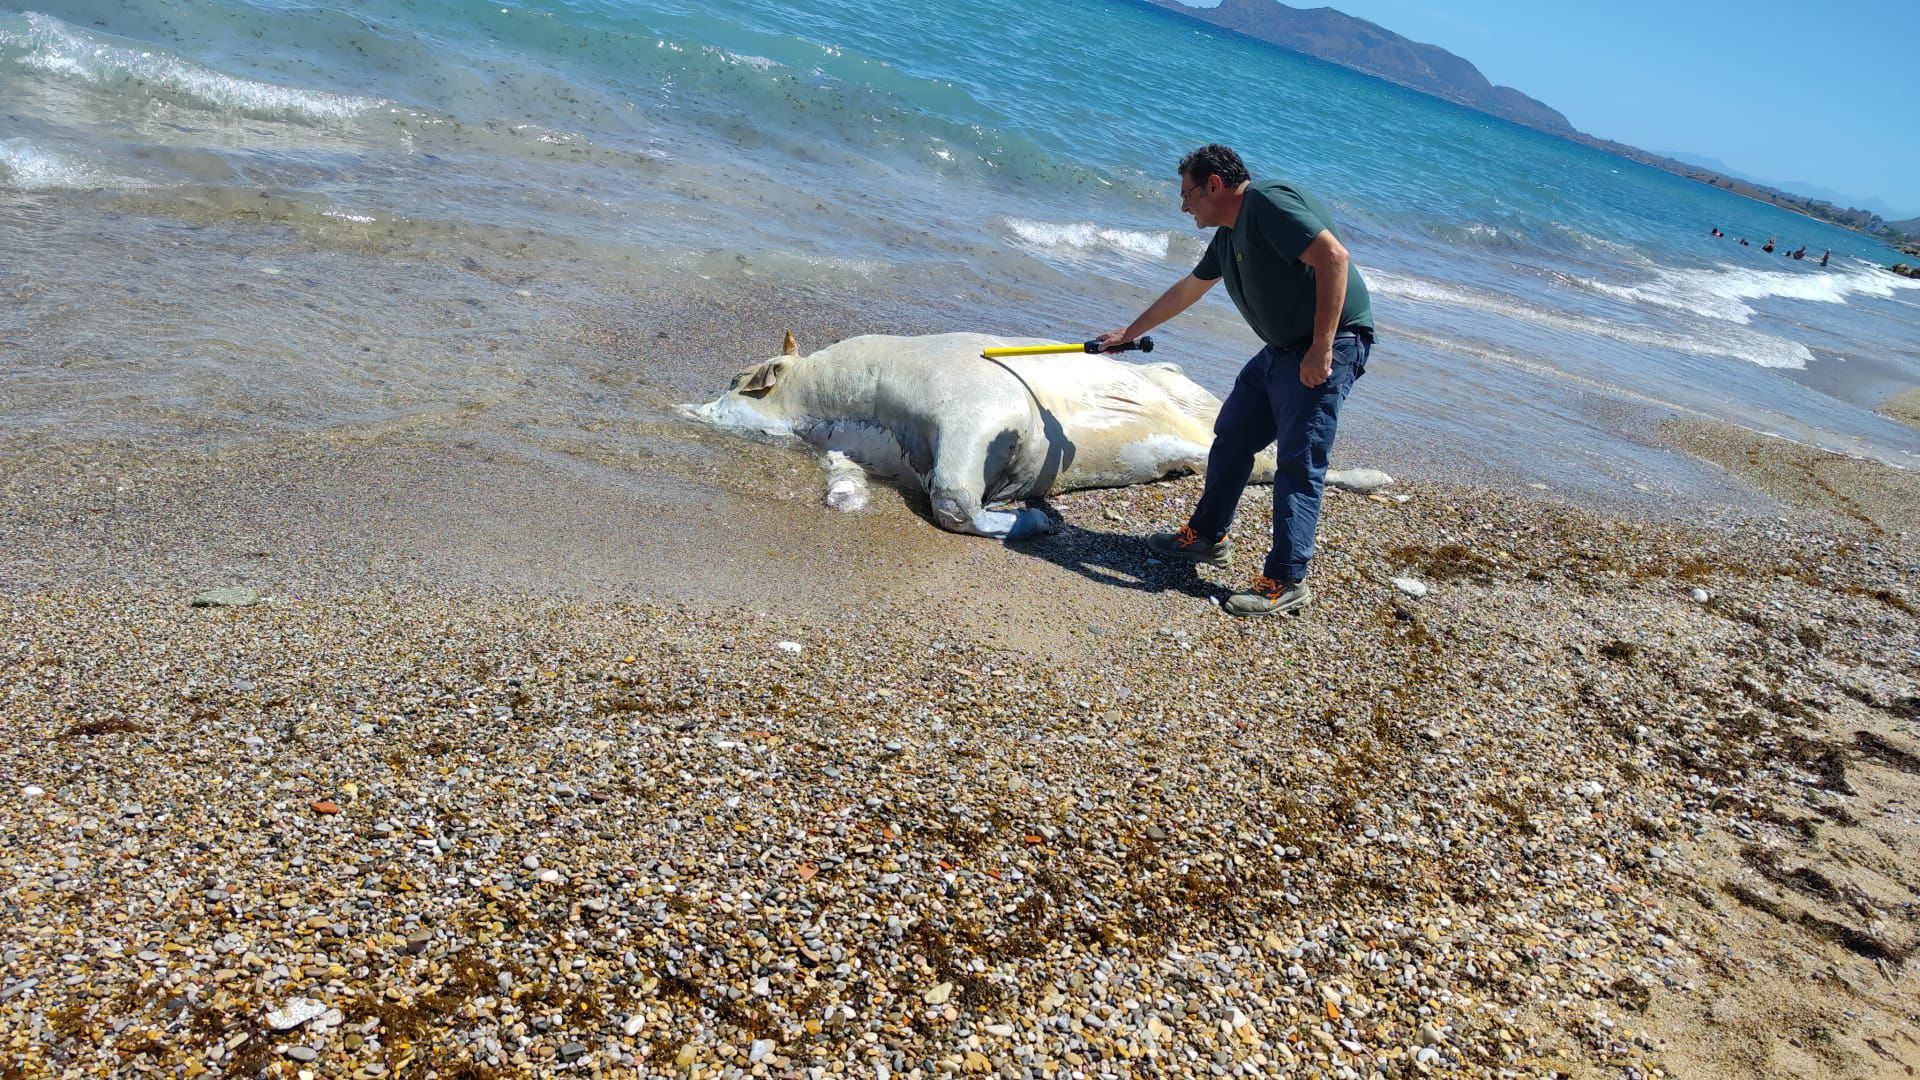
1082,334,1154,354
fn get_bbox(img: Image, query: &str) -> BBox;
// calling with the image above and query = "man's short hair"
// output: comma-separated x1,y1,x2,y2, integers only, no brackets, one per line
1179,144,1250,188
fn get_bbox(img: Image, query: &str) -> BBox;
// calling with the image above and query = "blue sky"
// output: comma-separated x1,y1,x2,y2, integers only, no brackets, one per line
1177,0,1920,218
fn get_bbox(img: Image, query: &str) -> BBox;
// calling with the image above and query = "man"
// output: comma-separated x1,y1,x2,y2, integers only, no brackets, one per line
1096,144,1374,616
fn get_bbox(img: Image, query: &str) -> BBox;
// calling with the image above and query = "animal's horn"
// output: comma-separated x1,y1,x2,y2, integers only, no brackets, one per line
782,330,798,356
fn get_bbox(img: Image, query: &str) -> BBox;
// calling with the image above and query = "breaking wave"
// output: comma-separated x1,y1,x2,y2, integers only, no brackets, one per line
0,137,140,190
0,11,383,122
1576,262,1920,325
1370,268,1815,370
1001,218,1179,261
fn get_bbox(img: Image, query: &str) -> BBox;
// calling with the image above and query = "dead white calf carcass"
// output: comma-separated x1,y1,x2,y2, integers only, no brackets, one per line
679,331,1275,539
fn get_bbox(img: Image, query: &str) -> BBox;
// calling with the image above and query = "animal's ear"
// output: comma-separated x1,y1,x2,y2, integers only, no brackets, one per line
737,357,790,395
781,330,799,356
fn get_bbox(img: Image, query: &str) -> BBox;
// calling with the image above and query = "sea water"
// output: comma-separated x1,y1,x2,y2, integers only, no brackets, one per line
4,0,1918,500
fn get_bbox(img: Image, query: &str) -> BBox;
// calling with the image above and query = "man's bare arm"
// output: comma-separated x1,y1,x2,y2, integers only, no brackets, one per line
1297,229,1349,387
1095,274,1217,352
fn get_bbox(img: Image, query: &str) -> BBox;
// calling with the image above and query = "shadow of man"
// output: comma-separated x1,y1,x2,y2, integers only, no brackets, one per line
1004,506,1220,601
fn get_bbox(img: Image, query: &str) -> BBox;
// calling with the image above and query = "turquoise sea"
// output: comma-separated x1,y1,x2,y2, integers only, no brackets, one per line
5,0,1919,500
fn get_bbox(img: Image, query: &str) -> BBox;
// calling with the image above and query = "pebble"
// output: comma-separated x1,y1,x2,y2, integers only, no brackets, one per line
1325,467,1394,494
1391,576,1429,598
265,998,327,1031
3,478,1911,1079
189,586,261,608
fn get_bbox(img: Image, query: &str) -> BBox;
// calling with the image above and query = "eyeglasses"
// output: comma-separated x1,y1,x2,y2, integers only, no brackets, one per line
1179,180,1205,205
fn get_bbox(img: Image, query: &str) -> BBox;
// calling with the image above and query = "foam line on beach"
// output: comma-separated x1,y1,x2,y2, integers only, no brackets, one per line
1370,267,1814,370
1001,217,1180,261
1577,261,1920,326
0,137,142,191
0,11,383,122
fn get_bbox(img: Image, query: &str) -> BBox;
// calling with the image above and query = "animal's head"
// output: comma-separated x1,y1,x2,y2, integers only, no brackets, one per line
677,330,804,429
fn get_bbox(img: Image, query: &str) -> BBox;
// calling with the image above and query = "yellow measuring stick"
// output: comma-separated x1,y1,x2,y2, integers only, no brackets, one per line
980,342,1089,357
979,335,1154,358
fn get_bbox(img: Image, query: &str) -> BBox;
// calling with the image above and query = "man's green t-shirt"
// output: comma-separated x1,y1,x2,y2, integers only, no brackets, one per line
1192,179,1374,350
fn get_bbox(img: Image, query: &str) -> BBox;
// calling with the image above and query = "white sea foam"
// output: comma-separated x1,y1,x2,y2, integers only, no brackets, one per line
706,47,780,71
0,137,139,190
1578,262,1917,326
0,11,381,122
1002,217,1175,261
1369,268,1814,370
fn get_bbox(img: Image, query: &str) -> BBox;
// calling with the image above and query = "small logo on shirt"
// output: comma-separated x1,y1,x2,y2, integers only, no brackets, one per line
1235,252,1243,264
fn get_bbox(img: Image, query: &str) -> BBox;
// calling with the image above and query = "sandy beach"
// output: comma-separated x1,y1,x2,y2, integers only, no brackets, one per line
4,321,1919,1080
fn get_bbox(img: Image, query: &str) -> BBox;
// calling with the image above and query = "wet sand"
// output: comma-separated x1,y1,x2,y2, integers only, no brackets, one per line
1876,387,1920,432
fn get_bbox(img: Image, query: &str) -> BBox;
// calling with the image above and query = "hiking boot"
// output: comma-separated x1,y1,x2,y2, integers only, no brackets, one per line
1224,575,1312,616
1145,525,1234,566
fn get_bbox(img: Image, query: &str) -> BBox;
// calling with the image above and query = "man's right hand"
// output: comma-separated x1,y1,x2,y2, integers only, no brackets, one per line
1093,329,1135,353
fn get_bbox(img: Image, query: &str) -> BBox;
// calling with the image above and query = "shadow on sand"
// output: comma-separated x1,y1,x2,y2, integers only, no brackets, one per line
1002,503,1223,602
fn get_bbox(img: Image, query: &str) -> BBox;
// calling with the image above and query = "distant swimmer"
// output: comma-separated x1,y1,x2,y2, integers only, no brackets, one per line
1820,249,1830,266
1711,227,1723,237
1791,246,1806,260
1739,238,1750,246
1762,237,1776,253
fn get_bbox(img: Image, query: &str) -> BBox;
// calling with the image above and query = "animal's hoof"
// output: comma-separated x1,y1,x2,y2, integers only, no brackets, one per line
1002,508,1057,541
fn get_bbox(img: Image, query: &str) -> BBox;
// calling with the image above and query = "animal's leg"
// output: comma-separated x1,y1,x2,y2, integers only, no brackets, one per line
926,485,1053,540
926,444,1053,540
1250,446,1278,485
820,451,870,512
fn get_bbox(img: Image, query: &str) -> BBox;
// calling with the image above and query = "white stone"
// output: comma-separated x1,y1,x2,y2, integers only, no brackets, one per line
748,1039,774,1064
190,586,262,608
1325,467,1394,494
22,786,44,798
265,997,328,1031
1392,577,1429,599
1689,588,1711,603
623,1014,644,1037
775,641,804,654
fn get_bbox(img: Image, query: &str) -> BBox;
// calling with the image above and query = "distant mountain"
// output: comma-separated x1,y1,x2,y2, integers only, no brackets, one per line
1655,156,1920,222
1143,0,1571,132
1771,184,1919,223
1144,0,1920,249
1654,151,1754,182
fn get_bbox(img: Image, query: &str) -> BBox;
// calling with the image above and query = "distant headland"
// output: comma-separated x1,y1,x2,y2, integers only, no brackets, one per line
1139,0,1920,254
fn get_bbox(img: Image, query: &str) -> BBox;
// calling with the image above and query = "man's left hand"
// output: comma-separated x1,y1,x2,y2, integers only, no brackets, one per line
1300,341,1334,387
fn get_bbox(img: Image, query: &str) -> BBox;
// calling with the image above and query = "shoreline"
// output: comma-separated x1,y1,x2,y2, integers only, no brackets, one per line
4,396,1919,1077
